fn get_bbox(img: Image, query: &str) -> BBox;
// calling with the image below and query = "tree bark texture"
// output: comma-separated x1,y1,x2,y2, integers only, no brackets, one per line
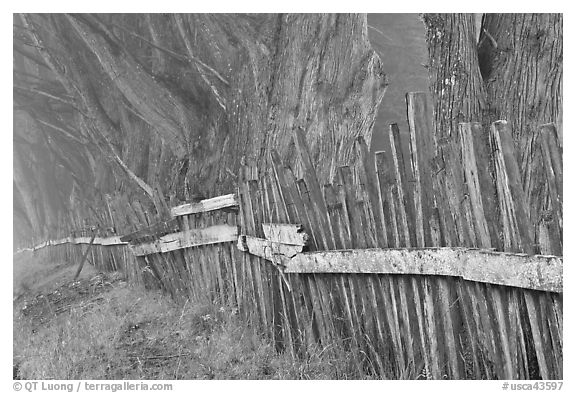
13,13,387,245
423,13,562,254
423,14,487,139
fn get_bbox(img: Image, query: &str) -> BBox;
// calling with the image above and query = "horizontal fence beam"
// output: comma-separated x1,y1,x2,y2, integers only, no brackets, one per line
171,193,238,217
74,236,127,246
130,224,238,256
119,219,179,243
15,236,129,253
16,194,241,254
285,247,563,293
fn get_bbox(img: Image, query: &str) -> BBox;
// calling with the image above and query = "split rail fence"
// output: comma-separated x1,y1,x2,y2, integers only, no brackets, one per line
18,92,563,380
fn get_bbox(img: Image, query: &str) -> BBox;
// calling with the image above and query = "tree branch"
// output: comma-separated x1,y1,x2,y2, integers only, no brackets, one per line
173,14,227,111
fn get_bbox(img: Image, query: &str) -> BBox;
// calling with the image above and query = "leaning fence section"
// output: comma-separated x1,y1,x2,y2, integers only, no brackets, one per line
229,117,563,379
18,91,563,380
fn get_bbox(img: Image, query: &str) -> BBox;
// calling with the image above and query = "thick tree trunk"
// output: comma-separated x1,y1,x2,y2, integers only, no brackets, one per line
423,13,487,139
13,13,387,245
479,13,563,254
221,14,387,184
422,13,562,254
479,14,562,147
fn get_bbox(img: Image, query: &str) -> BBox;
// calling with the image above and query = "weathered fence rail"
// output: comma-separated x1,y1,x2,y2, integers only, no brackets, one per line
18,91,563,380
286,248,562,292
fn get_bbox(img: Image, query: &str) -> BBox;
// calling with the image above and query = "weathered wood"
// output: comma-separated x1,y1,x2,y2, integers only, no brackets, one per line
406,92,435,247
262,176,293,353
322,184,344,250
17,234,130,254
524,291,549,379
73,234,96,280
261,223,309,246
377,276,405,373
436,277,461,379
418,277,440,379
375,151,398,247
468,282,501,378
130,224,238,256
459,123,492,248
389,123,414,248
438,137,477,247
293,127,335,250
285,248,562,292
539,124,563,255
271,150,320,250
470,122,502,250
295,179,326,250
247,178,273,335
541,293,563,378
366,276,388,368
96,236,127,246
491,120,534,254
119,218,179,243
357,136,387,248
454,280,482,378
540,124,563,204
170,193,239,216
336,166,365,249
488,286,515,378
395,276,417,375
238,235,303,265
508,288,529,379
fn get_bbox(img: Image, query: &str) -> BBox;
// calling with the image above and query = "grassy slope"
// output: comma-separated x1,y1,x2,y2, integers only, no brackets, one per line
13,253,367,380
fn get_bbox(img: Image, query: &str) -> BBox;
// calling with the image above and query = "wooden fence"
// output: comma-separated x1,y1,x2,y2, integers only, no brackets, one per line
19,92,563,380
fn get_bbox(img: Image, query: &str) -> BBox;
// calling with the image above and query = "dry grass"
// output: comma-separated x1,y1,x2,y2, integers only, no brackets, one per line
13,254,368,380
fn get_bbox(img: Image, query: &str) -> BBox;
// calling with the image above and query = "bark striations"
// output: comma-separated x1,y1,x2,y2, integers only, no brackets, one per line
13,13,387,246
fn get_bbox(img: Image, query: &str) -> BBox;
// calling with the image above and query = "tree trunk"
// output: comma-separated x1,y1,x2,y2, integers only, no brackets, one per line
423,13,562,254
13,13,387,245
423,13,487,139
479,13,562,254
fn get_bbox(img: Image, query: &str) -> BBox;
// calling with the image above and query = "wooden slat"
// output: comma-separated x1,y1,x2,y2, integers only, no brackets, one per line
119,218,179,243
541,293,563,378
17,234,129,253
439,137,477,247
539,124,563,255
524,292,549,378
170,193,239,216
389,123,415,247
488,285,515,378
470,122,502,250
322,184,344,250
377,276,405,373
337,166,365,248
130,224,238,256
295,179,326,251
261,223,309,246
97,236,128,246
491,120,534,254
245,177,271,334
239,235,303,262
293,128,335,250
285,248,562,292
374,151,397,247
406,92,435,247
271,150,320,250
357,136,387,248
508,288,529,378
459,123,492,248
